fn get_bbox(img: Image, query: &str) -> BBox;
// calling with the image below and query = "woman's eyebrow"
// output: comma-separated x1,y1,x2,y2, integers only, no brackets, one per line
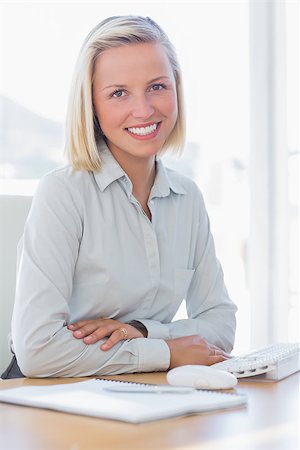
148,75,171,84
101,76,171,91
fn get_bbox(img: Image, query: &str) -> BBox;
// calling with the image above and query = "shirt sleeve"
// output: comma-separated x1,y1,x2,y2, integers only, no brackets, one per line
11,173,170,377
138,194,237,354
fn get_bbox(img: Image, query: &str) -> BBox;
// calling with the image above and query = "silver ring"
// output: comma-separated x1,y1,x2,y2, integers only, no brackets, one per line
119,327,128,339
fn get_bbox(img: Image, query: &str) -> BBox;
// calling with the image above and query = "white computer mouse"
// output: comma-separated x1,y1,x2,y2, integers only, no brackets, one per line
167,365,238,390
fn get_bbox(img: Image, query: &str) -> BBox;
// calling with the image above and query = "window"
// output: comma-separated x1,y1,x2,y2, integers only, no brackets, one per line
286,1,299,342
248,0,299,346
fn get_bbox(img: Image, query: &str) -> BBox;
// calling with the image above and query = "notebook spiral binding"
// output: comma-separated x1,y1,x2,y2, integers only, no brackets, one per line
96,378,157,387
96,377,246,397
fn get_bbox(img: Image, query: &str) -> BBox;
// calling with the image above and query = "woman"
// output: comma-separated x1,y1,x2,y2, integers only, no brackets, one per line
2,15,236,378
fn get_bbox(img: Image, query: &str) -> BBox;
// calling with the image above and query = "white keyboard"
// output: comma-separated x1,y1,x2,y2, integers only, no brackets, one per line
212,343,300,380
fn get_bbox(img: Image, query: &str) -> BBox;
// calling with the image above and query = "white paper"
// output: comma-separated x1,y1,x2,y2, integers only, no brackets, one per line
0,379,247,423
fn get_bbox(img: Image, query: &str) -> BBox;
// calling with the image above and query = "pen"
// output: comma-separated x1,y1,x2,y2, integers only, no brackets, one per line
102,385,195,394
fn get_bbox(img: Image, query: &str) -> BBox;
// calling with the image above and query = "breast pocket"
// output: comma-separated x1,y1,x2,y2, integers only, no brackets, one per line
174,268,195,301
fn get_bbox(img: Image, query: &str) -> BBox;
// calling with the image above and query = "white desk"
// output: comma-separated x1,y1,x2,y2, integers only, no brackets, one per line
0,371,299,450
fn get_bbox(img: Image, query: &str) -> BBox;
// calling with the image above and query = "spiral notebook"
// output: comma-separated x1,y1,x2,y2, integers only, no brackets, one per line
0,378,247,423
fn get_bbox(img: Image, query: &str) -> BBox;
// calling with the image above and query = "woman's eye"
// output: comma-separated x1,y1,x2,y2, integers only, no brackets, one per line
150,83,166,91
111,89,125,98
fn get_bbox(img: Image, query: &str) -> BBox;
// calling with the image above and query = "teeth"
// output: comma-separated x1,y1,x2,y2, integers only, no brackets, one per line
127,123,158,136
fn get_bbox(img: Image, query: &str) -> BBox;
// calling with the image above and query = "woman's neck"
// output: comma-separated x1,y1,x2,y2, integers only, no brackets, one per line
108,148,156,221
109,148,156,199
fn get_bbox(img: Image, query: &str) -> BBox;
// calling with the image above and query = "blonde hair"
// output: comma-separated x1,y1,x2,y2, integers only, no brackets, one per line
65,15,185,171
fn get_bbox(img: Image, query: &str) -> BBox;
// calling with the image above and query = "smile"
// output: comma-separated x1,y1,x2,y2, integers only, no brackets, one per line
126,122,160,137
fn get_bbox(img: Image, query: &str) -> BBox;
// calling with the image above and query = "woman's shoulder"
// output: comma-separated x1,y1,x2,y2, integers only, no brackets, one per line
37,164,95,193
33,165,97,211
162,166,207,217
164,166,203,196
41,164,93,183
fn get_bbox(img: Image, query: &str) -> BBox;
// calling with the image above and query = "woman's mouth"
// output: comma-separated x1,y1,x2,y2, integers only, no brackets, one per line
125,122,161,140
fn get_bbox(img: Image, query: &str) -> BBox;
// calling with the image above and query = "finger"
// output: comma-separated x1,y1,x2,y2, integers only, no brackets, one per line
68,320,90,331
209,345,230,359
209,349,226,357
101,328,128,351
83,327,114,344
72,320,115,339
207,354,228,365
83,322,125,344
72,323,103,339
68,317,108,332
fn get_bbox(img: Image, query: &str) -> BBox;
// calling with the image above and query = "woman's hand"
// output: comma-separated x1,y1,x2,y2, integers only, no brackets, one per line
68,318,144,351
165,335,230,369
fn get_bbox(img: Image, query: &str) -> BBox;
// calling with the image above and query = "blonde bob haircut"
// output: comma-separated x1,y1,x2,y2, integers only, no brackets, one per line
65,15,186,171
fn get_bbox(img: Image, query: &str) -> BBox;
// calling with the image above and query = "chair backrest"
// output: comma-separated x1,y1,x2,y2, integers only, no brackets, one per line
0,195,32,374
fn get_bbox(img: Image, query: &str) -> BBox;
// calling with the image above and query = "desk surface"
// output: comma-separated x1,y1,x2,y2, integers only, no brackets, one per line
0,372,299,450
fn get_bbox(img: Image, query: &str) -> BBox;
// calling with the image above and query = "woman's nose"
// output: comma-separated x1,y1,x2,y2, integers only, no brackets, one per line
131,94,155,119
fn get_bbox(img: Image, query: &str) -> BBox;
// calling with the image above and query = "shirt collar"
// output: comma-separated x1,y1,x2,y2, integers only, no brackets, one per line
151,158,187,198
93,139,187,197
93,141,127,192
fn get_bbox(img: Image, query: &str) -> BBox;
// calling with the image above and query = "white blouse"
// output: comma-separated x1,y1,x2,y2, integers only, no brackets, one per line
11,142,237,377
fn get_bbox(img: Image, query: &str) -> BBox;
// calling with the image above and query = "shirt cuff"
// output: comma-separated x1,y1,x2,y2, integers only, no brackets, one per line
135,338,170,372
138,319,171,339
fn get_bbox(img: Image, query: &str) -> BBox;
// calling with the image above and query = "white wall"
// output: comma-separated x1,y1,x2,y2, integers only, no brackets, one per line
0,195,32,374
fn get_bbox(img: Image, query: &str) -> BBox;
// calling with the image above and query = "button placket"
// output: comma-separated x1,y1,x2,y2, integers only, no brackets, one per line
119,180,161,309
141,217,160,304
127,200,159,312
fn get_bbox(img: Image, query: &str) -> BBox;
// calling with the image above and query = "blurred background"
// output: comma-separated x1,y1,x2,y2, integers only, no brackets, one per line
0,1,298,361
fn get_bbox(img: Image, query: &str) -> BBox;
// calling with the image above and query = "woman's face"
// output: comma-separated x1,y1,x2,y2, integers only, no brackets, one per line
92,42,178,163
